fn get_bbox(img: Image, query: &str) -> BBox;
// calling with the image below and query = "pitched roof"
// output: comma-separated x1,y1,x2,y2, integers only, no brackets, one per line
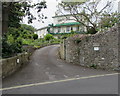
36,26,48,31
52,14,72,18
53,22,81,27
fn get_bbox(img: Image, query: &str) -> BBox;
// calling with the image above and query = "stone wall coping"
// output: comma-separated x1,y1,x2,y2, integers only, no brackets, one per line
0,52,29,62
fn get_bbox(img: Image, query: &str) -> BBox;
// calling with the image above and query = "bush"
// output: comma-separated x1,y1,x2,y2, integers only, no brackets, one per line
2,24,36,58
61,36,67,39
2,35,23,58
71,30,76,34
22,39,32,45
34,45,41,49
44,34,54,41
7,34,14,44
33,34,38,40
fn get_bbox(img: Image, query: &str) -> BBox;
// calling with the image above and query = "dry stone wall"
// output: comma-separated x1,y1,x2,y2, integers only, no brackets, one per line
60,25,119,70
0,52,30,78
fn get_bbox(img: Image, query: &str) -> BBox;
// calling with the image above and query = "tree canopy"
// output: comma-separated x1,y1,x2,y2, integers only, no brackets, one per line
99,12,120,28
2,1,47,34
2,1,47,58
58,0,116,34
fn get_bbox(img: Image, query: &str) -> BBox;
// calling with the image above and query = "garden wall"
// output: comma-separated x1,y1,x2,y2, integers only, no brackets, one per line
60,25,119,70
1,43,60,79
0,52,30,78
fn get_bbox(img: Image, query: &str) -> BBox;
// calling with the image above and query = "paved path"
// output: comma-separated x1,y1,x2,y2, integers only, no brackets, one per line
2,45,118,94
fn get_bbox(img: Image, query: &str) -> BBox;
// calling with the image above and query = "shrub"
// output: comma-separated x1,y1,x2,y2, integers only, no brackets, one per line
33,34,38,40
71,30,76,34
2,35,23,58
44,34,54,41
61,35,67,39
34,45,41,49
7,34,14,44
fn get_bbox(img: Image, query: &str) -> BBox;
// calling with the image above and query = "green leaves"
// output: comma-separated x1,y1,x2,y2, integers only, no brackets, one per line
2,24,36,58
44,34,54,41
33,34,38,40
7,1,47,28
2,34,23,58
99,12,120,29
7,34,14,45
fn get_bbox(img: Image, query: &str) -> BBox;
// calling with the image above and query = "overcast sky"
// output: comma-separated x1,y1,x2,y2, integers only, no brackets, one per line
23,0,60,29
23,0,120,29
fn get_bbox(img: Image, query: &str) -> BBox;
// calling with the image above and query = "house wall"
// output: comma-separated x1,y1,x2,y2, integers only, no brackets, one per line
35,28,48,38
53,25,83,33
53,15,76,24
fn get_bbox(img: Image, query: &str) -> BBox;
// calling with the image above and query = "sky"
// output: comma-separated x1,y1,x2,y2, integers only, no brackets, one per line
23,0,120,29
23,0,61,29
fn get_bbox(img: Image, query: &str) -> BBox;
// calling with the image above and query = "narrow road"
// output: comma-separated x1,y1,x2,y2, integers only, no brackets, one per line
3,74,118,94
2,45,118,94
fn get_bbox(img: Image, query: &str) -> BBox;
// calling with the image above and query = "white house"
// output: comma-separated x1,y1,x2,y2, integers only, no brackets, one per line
35,14,87,38
50,14,87,34
34,26,48,38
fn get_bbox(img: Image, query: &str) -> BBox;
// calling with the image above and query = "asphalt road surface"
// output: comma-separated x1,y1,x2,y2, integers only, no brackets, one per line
2,45,118,94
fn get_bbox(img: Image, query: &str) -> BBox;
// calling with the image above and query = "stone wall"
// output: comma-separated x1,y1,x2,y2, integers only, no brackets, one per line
1,44,59,79
60,25,119,70
0,52,30,78
65,36,80,64
60,40,66,60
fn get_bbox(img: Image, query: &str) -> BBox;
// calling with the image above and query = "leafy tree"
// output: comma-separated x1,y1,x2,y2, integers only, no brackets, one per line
58,0,113,34
19,24,35,39
2,0,47,58
2,24,37,58
99,12,120,29
2,1,47,35
21,24,35,33
44,34,54,41
7,27,21,40
2,34,22,58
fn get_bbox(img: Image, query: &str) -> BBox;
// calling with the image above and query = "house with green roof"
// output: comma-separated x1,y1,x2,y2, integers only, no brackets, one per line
35,14,87,38
49,14,87,35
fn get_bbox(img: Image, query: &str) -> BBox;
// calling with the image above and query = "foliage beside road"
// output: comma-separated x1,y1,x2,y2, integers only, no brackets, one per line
2,1,47,58
22,38,61,49
2,24,36,58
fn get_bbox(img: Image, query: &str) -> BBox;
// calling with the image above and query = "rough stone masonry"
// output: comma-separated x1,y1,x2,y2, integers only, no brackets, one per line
60,25,119,70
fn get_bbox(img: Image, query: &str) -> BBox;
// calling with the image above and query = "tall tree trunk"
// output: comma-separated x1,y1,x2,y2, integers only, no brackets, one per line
2,3,10,36
0,2,2,36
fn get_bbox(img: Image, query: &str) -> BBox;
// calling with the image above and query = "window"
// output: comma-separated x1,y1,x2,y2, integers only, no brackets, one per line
58,27,61,33
71,27,73,31
66,16,70,20
77,26,79,31
66,27,70,32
